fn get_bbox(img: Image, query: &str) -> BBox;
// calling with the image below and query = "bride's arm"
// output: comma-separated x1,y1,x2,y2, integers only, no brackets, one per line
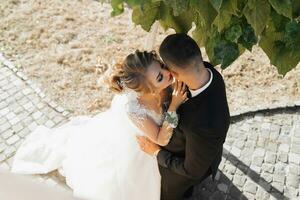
130,81,188,146
129,113,173,146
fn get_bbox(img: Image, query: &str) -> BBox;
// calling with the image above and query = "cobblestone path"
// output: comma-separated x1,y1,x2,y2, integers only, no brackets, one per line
0,55,70,189
0,55,299,199
190,110,300,200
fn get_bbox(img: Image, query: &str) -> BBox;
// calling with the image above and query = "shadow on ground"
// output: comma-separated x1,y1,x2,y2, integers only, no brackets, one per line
187,149,287,200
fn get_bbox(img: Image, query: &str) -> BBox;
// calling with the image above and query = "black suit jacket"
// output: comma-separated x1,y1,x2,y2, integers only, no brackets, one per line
157,62,230,185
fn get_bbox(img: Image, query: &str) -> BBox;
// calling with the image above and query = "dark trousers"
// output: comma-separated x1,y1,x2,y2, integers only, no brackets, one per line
160,167,212,200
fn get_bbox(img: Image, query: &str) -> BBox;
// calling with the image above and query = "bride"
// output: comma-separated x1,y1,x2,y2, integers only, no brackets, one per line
11,50,188,200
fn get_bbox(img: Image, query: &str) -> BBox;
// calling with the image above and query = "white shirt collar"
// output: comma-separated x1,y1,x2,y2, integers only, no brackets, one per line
189,68,213,98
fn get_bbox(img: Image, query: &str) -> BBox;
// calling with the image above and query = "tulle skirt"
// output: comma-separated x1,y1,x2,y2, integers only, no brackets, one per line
11,95,161,200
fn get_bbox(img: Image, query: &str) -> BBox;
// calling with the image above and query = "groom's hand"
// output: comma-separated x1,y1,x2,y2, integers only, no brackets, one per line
136,136,161,156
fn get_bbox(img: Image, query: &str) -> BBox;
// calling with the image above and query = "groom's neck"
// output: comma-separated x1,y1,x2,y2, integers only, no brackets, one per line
185,62,210,91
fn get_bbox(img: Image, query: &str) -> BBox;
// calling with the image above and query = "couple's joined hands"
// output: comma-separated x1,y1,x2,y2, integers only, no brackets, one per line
136,135,161,156
137,80,188,156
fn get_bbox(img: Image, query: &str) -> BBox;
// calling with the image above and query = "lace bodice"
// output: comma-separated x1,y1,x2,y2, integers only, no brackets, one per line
125,94,165,126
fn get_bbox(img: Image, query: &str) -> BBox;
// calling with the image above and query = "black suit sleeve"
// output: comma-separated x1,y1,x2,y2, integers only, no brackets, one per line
157,128,223,179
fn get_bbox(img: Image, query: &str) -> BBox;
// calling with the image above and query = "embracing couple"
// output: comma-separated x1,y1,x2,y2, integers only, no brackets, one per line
11,34,230,200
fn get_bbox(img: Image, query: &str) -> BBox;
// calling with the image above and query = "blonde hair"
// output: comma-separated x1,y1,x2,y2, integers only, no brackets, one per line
107,50,159,94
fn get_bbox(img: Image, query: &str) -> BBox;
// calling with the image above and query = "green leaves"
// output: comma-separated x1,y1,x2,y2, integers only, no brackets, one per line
225,24,242,42
132,1,161,31
284,21,300,49
163,0,189,16
243,0,271,35
201,26,241,68
238,24,258,51
260,12,300,75
292,0,300,19
190,0,217,29
110,0,300,74
192,15,209,46
213,0,238,32
159,2,194,33
111,0,125,16
111,0,147,16
269,0,293,19
209,0,223,11
214,40,240,68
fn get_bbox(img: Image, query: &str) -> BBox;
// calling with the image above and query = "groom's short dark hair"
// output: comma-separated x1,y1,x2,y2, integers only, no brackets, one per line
159,33,203,69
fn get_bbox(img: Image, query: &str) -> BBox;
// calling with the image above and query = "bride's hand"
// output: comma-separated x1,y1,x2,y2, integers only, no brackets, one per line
136,136,161,156
169,80,188,111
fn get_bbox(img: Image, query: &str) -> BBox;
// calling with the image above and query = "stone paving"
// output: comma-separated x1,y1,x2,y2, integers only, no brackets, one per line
0,55,70,189
0,55,300,199
190,110,300,200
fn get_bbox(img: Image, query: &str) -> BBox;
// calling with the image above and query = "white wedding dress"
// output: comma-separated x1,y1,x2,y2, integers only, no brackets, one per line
11,93,162,200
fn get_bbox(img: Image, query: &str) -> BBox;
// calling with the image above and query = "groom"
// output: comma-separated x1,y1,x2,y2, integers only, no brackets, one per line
137,33,230,200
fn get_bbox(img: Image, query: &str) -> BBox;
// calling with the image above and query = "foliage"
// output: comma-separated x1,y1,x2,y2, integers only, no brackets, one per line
110,0,300,75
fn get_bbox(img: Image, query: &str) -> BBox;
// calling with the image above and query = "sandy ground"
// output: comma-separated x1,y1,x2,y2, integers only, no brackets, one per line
0,0,299,116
